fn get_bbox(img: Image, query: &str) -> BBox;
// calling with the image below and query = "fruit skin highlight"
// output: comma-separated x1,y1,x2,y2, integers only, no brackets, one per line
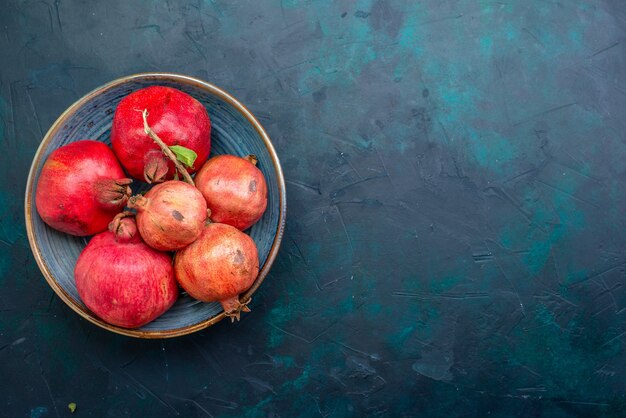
35,140,132,236
74,213,178,329
174,222,259,320
195,155,268,231
128,180,208,251
111,86,211,183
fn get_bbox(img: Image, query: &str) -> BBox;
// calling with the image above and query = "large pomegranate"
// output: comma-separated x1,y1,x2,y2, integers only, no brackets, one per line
128,180,208,251
74,213,178,328
194,155,268,230
111,86,211,183
35,140,131,236
174,222,259,320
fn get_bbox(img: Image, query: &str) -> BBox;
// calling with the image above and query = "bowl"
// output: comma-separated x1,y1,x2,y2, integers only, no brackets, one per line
24,73,286,338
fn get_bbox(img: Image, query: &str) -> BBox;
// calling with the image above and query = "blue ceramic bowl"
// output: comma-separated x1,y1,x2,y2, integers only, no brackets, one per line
25,73,286,338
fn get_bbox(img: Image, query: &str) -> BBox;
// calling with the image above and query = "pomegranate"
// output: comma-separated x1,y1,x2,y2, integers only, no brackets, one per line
127,180,208,251
174,222,259,320
35,140,132,236
195,155,268,230
74,213,178,328
111,86,211,183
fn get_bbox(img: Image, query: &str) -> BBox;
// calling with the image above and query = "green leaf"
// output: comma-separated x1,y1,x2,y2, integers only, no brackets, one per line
169,145,197,168
68,403,77,413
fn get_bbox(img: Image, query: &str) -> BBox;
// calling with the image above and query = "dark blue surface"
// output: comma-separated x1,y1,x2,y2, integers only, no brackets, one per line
1,0,625,416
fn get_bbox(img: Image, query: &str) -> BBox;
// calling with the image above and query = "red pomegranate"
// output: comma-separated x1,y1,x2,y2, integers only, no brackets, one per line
35,140,132,236
128,180,208,251
195,155,268,230
174,222,259,320
74,213,178,328
111,86,211,183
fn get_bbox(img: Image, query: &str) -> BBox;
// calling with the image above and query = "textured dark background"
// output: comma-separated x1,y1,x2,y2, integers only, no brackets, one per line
1,0,625,416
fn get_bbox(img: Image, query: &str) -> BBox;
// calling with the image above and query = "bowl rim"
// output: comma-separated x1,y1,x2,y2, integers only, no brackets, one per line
24,72,287,339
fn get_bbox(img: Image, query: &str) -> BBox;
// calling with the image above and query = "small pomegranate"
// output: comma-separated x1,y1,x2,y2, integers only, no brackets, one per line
195,155,268,230
111,86,211,183
74,213,178,328
128,180,207,251
35,140,132,236
174,222,259,320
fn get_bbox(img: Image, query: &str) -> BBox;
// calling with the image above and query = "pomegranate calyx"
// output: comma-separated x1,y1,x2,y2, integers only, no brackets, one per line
127,194,149,211
108,212,140,243
245,155,258,166
223,297,252,322
94,178,132,209
144,151,169,184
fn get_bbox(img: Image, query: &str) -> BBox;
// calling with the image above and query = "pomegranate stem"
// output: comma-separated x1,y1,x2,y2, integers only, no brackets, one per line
139,109,195,186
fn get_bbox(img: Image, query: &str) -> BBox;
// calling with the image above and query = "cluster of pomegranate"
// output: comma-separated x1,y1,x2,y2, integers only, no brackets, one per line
35,86,268,328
